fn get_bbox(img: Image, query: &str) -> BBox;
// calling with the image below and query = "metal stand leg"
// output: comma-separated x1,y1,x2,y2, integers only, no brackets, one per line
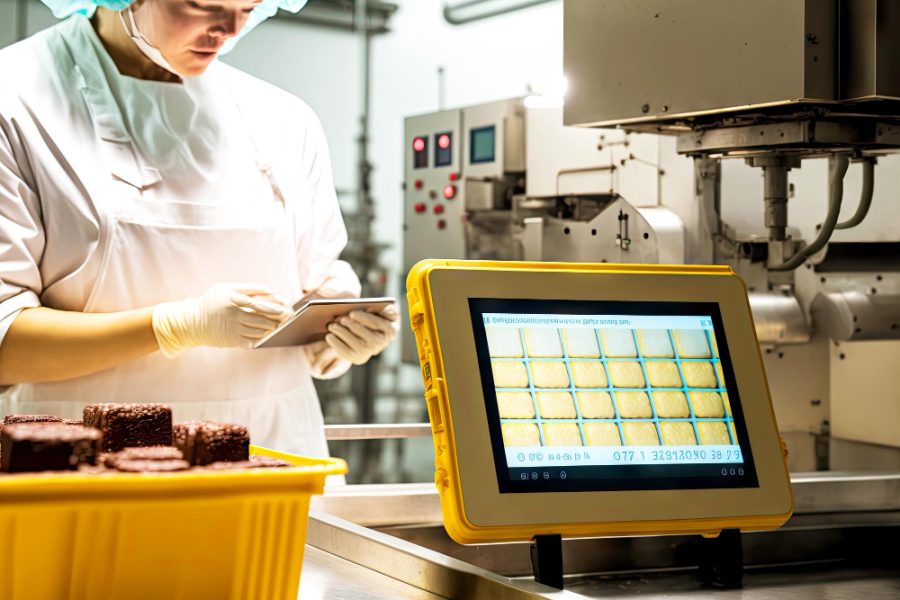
697,529,744,588
530,534,564,590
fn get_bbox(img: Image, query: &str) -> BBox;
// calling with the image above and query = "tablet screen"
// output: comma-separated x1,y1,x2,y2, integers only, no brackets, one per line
469,299,759,493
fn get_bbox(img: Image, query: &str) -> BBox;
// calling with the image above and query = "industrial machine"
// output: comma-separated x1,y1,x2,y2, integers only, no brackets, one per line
403,0,900,472
294,2,900,598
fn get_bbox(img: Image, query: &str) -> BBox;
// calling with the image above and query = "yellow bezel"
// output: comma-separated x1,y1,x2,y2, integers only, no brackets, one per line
407,260,792,544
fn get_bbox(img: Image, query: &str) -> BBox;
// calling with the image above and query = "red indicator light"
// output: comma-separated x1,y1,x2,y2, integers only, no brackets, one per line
438,134,451,149
434,204,445,214
414,203,426,213
443,185,457,200
414,179,423,190
437,219,447,230
448,172,459,181
413,137,426,152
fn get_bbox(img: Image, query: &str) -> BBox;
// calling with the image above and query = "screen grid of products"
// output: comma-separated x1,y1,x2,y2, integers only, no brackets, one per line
485,314,742,469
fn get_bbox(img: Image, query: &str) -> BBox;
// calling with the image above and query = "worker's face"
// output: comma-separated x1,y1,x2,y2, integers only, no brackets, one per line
130,0,262,76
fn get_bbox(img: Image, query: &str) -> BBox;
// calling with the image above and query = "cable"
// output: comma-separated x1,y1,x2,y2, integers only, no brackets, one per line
770,153,849,271
835,157,875,230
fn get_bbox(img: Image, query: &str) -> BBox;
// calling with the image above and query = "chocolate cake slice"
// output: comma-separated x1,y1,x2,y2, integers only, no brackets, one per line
3,415,62,424
0,423,102,473
104,446,184,468
83,404,172,452
173,421,249,465
114,459,190,473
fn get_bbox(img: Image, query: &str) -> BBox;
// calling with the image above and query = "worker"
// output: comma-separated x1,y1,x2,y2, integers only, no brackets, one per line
0,0,398,457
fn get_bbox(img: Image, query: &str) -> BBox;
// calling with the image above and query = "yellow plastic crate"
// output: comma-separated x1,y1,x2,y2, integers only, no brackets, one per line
0,445,346,600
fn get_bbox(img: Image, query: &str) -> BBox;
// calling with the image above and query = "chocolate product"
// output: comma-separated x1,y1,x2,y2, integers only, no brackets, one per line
174,421,249,466
104,446,183,467
83,404,172,452
172,421,202,464
0,423,102,473
204,456,291,470
3,415,62,424
249,455,291,468
115,459,190,473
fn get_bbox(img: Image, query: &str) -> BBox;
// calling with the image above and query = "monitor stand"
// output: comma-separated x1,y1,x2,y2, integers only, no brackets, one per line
530,534,564,589
697,528,744,588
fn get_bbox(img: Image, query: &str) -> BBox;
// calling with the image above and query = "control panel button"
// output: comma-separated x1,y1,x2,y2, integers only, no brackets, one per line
414,202,426,214
414,179,424,190
433,204,445,215
449,172,459,181
429,190,437,200
437,219,447,230
443,185,457,200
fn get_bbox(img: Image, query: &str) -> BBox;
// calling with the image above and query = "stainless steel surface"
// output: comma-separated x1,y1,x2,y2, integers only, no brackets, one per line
299,546,444,599
520,197,661,263
564,0,837,128
313,483,442,527
307,511,576,599
810,290,900,341
324,423,433,440
564,568,900,599
748,293,811,345
843,0,900,100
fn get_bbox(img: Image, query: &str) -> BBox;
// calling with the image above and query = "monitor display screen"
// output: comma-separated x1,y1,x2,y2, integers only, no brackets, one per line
470,126,496,164
469,299,759,493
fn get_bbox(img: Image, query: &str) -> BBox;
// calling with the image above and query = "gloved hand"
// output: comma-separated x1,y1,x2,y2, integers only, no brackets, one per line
324,305,399,365
152,284,290,358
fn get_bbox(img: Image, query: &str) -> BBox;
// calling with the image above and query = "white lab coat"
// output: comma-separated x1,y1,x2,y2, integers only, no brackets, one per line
0,16,360,457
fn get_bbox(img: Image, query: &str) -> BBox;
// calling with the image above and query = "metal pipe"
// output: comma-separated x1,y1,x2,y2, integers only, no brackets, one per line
443,0,557,25
763,163,789,240
324,423,432,440
835,157,876,230
16,0,28,41
770,153,849,271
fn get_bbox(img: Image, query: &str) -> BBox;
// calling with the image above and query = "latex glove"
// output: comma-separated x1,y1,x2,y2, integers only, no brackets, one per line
152,284,290,358
305,340,344,378
324,305,399,365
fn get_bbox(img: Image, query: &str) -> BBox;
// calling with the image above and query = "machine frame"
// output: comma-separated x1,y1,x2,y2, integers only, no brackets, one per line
407,259,792,544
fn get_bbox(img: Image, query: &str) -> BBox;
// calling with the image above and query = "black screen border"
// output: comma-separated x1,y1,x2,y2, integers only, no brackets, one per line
469,298,760,494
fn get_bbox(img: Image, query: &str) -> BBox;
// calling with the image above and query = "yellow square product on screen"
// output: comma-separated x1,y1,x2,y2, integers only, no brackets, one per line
636,329,675,358
543,423,583,446
622,422,660,446
571,361,608,388
491,360,529,388
501,423,541,447
563,328,601,358
576,392,615,419
486,327,524,358
524,328,563,358
697,422,731,446
584,422,622,446
673,329,712,358
407,260,792,544
682,361,718,388
607,361,645,388
536,392,577,419
497,392,535,419
645,361,682,388
652,391,690,418
599,329,638,357
660,422,698,446
690,391,725,418
530,361,570,388
615,391,653,418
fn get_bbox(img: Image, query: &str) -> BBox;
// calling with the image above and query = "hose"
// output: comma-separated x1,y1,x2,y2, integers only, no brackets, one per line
770,153,849,271
835,157,875,229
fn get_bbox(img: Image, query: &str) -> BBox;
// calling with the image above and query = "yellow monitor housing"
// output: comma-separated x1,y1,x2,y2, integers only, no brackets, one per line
407,260,792,544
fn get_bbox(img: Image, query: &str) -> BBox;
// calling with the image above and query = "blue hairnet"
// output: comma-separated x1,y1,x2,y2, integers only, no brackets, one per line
38,0,309,55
